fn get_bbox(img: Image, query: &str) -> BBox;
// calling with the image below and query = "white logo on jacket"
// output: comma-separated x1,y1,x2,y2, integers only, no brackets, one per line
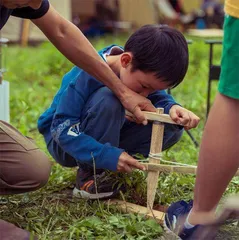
67,122,81,137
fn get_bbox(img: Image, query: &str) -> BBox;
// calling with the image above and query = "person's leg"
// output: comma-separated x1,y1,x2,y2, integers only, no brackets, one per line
47,86,125,168
0,219,37,240
0,121,51,195
189,93,239,225
119,91,183,157
75,86,125,199
47,86,125,199
119,121,183,157
165,14,239,239
0,121,51,240
80,86,125,146
189,14,239,225
165,94,239,239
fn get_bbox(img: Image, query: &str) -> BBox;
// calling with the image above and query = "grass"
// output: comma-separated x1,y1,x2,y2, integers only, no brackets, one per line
1,34,239,239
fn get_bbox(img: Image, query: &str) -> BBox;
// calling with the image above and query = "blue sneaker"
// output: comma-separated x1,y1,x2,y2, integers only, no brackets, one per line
164,197,239,240
164,200,200,240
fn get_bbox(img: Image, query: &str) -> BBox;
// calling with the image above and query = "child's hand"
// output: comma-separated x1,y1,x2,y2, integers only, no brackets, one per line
117,152,146,173
169,105,200,130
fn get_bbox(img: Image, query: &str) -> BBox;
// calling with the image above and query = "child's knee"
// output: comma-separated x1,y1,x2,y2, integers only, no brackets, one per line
88,87,125,119
163,125,184,150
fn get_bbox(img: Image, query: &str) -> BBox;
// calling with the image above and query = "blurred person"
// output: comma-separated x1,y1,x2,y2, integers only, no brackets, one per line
81,0,119,37
154,0,201,31
202,0,224,28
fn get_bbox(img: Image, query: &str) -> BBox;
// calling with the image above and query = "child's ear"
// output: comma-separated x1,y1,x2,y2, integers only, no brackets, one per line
120,53,133,68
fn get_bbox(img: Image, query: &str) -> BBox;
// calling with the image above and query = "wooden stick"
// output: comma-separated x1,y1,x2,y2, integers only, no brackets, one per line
142,163,239,176
126,110,180,125
147,108,164,211
108,195,239,229
144,163,196,174
21,19,30,47
108,199,165,224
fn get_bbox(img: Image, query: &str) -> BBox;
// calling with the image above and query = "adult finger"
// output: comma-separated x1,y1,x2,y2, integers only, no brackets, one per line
132,106,148,125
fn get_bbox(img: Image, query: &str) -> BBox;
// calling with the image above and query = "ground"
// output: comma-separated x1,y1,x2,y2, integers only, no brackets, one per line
1,34,238,239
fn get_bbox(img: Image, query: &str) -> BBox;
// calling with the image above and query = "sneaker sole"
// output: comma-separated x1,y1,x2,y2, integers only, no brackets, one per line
73,187,114,200
163,219,182,240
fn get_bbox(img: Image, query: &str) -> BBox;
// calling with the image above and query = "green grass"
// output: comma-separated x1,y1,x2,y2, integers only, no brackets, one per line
1,35,238,239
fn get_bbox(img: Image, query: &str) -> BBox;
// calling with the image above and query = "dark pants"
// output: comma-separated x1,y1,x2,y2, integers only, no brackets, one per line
0,121,51,195
47,87,183,170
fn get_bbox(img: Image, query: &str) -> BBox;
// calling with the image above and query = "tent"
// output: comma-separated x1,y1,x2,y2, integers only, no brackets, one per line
1,0,225,43
118,0,156,27
71,0,224,28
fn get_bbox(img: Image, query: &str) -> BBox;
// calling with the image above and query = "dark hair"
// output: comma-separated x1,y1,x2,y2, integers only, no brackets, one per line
124,25,188,88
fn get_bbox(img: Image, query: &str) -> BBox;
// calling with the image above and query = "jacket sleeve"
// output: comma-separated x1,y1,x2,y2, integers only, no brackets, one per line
50,74,123,171
148,90,180,114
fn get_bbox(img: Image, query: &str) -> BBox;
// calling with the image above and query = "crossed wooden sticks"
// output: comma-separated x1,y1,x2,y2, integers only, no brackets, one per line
109,108,239,224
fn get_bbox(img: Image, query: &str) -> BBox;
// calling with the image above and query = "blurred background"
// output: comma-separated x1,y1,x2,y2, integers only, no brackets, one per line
2,0,225,44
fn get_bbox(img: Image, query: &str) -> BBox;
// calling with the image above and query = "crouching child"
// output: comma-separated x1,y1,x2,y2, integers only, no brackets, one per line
38,25,200,199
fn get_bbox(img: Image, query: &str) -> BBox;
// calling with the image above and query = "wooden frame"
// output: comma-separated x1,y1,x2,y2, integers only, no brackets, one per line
110,109,239,222
108,199,165,224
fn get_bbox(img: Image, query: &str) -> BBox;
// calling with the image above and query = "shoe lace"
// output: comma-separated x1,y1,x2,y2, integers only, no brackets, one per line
94,171,115,185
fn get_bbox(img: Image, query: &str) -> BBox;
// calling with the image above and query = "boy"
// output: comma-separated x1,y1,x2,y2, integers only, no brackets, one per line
38,25,200,200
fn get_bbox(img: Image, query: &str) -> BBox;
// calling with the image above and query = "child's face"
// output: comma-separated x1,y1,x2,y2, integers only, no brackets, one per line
119,53,169,97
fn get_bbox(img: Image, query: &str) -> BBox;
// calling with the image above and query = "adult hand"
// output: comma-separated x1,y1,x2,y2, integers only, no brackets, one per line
169,105,200,130
120,87,156,125
117,152,146,173
125,110,143,124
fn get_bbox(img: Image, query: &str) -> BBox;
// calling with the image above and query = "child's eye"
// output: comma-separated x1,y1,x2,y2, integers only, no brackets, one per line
141,85,147,89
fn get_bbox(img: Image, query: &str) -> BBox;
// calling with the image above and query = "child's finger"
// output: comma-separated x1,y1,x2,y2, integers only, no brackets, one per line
169,108,180,123
187,112,200,129
120,164,132,173
117,152,146,172
180,112,191,125
126,159,146,171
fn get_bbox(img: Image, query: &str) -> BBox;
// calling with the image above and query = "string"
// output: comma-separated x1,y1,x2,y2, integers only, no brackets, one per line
139,152,196,167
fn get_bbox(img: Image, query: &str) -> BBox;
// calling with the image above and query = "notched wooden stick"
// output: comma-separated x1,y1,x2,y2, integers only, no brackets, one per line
142,163,239,176
125,110,182,126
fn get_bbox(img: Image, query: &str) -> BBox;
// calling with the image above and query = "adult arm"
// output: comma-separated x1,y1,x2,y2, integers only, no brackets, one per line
32,4,155,123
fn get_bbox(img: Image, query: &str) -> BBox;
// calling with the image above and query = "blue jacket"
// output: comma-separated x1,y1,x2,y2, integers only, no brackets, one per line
38,45,177,171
